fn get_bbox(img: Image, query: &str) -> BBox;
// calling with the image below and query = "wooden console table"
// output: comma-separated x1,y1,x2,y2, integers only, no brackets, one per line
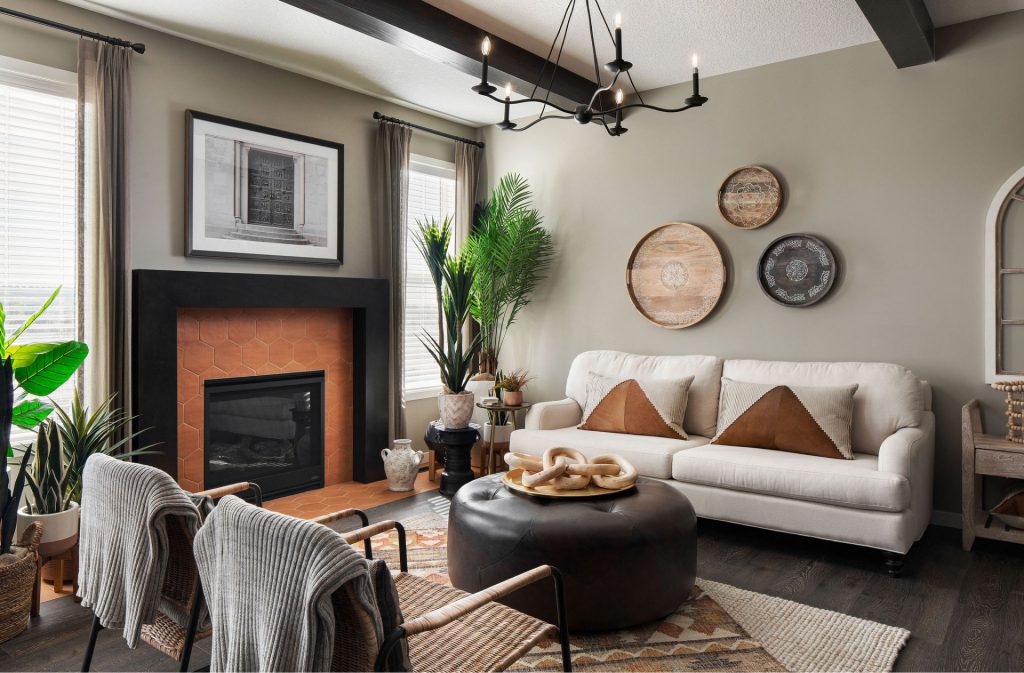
962,400,1024,550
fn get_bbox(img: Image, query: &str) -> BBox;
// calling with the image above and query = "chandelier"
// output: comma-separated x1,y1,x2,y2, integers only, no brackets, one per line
471,0,707,136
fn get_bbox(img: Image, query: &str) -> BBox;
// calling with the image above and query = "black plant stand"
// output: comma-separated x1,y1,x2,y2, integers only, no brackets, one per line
426,421,480,498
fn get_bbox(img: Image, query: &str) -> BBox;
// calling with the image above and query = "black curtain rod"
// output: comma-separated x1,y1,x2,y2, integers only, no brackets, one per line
0,5,145,53
373,111,483,149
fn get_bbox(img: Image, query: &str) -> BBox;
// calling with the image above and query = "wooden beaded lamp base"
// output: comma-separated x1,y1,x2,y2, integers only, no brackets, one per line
991,381,1024,443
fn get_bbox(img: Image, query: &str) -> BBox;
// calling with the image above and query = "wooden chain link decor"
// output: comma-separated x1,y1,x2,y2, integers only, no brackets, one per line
991,381,1024,443
504,448,639,496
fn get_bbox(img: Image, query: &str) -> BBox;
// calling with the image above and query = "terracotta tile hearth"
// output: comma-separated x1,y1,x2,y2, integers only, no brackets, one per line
176,307,353,492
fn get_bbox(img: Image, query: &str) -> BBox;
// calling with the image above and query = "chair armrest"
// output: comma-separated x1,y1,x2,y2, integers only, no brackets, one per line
524,398,582,430
194,481,264,506
333,519,407,571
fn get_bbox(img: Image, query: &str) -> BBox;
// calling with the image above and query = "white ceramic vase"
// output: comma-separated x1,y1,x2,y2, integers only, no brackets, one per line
381,439,424,492
17,501,80,558
438,391,475,429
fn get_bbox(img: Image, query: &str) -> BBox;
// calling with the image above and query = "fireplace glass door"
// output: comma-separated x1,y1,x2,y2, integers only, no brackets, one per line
204,370,324,499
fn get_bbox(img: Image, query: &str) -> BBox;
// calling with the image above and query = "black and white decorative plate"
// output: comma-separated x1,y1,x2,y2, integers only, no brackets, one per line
757,234,837,307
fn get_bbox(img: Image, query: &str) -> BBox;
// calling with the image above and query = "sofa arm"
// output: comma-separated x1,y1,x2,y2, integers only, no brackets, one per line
877,416,934,479
524,398,583,430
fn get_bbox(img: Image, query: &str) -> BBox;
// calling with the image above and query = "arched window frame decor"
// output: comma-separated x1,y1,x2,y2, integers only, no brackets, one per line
986,166,1024,382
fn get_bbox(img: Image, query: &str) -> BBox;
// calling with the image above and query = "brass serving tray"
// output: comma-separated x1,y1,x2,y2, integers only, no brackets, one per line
502,468,636,499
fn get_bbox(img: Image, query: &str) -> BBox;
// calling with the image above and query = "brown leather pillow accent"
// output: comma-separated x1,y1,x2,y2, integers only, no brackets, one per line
579,374,693,439
711,378,858,459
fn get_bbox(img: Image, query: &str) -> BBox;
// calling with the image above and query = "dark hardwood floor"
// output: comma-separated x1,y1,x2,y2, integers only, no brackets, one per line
2,490,1022,672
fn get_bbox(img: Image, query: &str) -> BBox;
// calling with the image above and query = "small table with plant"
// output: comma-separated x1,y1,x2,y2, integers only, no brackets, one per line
476,401,532,475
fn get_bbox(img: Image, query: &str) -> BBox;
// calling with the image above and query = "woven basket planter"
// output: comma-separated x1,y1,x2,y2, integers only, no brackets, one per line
0,521,43,644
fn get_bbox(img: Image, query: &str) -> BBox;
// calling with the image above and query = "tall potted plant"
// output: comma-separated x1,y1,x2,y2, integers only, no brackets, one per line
465,173,554,375
0,288,88,642
415,221,482,429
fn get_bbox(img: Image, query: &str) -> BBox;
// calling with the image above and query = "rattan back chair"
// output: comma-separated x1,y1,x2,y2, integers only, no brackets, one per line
310,511,573,672
79,480,360,673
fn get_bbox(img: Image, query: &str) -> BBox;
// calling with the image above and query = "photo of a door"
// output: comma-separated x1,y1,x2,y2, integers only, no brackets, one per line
247,149,295,227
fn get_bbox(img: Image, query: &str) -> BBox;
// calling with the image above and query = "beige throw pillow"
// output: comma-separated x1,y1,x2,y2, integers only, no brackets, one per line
579,372,694,439
711,378,858,459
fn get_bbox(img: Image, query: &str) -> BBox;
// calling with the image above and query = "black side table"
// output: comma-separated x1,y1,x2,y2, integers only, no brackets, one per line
425,421,480,497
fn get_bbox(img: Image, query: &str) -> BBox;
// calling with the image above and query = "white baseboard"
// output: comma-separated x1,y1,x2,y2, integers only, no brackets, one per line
931,510,962,529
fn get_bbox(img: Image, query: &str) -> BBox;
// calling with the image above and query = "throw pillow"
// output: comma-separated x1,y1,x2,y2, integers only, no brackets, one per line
367,559,411,672
711,378,858,459
579,372,694,439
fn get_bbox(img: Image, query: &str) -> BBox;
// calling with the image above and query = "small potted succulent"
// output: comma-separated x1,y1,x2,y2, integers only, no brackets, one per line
495,368,532,407
414,217,482,429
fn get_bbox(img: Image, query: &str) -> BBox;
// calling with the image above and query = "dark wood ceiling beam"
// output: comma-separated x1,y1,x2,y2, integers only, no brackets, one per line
855,0,935,68
278,0,598,106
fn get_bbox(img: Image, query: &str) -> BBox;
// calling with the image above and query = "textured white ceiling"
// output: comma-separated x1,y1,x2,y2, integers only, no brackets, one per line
56,0,1024,126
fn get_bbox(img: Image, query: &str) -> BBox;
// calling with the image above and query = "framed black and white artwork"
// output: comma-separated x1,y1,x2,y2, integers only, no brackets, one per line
186,110,343,265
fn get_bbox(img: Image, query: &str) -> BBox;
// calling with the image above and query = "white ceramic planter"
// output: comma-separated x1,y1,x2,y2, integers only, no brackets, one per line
483,421,514,445
438,391,475,429
17,501,80,558
381,439,424,492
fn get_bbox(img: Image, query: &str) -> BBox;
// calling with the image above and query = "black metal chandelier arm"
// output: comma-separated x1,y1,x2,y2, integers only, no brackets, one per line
484,92,577,116
532,0,577,100
585,70,622,112
613,101,701,114
508,114,575,132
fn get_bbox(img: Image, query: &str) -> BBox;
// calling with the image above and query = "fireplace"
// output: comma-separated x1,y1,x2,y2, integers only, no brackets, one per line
204,371,325,499
133,270,390,489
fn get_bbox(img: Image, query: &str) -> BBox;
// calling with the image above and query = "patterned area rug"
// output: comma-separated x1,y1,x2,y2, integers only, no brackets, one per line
361,521,908,673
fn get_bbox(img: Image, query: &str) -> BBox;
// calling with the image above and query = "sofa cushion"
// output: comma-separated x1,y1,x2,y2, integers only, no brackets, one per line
722,360,922,455
567,351,723,438
672,444,910,512
712,378,858,459
580,372,694,439
510,427,710,479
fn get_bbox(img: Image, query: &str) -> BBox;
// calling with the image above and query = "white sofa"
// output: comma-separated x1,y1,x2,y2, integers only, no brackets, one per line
510,351,934,571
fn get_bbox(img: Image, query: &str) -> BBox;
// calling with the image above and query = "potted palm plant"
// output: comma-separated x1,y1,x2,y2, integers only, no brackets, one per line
0,288,88,643
414,218,482,429
465,173,554,375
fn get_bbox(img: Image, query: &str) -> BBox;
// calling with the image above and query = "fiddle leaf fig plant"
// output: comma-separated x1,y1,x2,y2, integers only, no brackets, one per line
0,287,88,554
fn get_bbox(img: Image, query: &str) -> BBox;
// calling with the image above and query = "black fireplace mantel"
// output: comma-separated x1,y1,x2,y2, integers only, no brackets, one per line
132,269,389,484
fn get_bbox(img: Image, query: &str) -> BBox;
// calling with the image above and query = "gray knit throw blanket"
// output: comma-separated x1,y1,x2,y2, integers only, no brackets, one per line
194,495,382,672
77,454,202,648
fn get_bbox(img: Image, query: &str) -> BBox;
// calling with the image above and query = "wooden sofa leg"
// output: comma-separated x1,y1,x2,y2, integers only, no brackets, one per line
883,551,904,577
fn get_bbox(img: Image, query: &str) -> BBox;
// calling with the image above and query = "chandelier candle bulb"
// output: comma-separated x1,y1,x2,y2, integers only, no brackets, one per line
473,36,497,95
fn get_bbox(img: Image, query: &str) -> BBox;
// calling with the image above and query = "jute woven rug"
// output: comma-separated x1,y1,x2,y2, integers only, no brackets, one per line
355,515,909,672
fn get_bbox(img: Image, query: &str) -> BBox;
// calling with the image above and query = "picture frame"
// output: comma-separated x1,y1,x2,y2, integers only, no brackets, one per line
185,110,343,265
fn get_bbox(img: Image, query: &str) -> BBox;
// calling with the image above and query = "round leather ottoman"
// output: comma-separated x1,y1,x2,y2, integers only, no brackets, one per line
448,475,697,632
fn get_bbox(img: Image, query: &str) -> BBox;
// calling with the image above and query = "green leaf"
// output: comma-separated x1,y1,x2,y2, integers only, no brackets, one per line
14,341,88,396
11,399,53,430
5,286,61,349
7,343,61,369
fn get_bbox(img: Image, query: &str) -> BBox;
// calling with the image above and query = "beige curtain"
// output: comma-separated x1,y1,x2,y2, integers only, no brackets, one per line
77,39,132,419
454,141,482,249
375,120,412,439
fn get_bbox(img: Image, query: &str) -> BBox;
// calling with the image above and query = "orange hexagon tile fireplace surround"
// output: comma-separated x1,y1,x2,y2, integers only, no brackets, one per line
176,307,354,492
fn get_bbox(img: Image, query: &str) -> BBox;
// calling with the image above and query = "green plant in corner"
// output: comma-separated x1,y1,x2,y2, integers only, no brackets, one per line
0,287,88,554
54,389,155,506
465,173,554,374
417,250,483,394
412,216,453,362
24,420,71,515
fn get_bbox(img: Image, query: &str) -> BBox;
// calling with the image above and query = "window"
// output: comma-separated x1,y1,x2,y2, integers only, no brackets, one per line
987,166,1024,382
404,155,456,399
0,56,78,444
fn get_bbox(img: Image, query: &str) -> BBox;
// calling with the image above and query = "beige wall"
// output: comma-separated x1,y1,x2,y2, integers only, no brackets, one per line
0,0,467,451
482,11,1024,516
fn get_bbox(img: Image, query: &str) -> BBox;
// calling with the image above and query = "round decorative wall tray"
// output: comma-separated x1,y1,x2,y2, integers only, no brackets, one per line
626,222,726,329
717,165,783,229
757,233,837,307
